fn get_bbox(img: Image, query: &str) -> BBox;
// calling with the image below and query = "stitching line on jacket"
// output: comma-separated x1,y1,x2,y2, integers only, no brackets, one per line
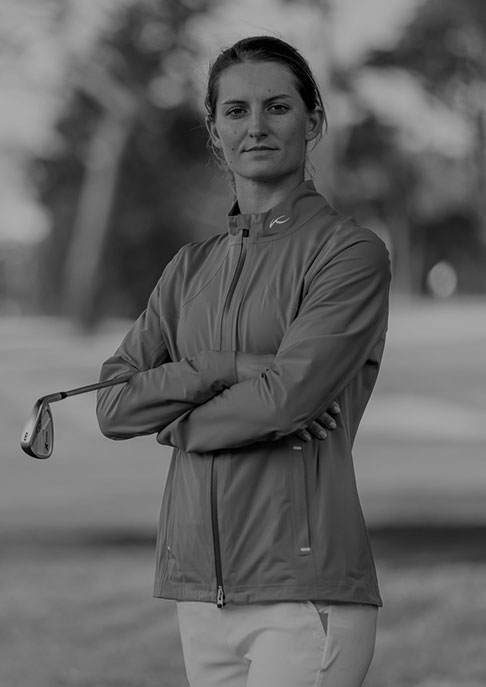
179,241,230,310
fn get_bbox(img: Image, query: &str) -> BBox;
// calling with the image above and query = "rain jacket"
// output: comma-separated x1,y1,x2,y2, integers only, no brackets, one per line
96,180,391,608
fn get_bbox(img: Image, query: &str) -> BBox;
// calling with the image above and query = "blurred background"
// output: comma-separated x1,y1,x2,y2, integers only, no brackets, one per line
1,1,485,686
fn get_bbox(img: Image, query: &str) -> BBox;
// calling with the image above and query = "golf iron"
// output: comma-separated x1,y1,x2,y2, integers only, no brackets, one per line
20,375,133,459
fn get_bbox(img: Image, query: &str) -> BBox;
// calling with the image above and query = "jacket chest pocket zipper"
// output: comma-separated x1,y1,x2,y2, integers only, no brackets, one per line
291,444,311,555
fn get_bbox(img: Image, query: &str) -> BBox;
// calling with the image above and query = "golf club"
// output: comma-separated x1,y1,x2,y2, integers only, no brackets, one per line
20,375,133,459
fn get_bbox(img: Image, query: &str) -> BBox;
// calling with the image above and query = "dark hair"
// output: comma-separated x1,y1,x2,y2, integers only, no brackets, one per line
205,35,327,134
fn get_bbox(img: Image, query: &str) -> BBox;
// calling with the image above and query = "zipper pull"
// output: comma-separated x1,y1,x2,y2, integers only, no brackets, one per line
216,585,225,608
242,228,249,238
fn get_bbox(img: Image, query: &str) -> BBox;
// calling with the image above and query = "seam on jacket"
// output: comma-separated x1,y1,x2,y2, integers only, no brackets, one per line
178,239,229,310
128,246,186,369
300,217,357,293
303,222,390,302
263,215,349,303
143,299,170,370
116,314,168,374
188,579,371,591
263,281,300,314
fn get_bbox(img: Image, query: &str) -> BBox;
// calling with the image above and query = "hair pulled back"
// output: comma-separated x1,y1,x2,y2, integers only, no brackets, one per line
205,35,327,132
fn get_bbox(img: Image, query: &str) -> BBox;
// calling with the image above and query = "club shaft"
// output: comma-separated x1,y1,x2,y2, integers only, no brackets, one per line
45,375,133,404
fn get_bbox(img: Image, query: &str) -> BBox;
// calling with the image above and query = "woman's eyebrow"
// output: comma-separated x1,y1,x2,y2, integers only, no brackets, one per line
221,93,294,105
266,93,293,101
221,99,247,105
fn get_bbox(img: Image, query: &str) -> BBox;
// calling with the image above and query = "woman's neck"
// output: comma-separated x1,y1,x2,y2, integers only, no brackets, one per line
234,172,305,215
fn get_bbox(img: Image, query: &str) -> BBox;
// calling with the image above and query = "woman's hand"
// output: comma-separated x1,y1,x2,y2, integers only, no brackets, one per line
235,352,340,441
295,400,341,442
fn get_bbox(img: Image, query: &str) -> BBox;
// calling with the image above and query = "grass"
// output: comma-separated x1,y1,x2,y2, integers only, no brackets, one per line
1,528,485,687
1,538,180,687
2,300,486,686
367,527,486,687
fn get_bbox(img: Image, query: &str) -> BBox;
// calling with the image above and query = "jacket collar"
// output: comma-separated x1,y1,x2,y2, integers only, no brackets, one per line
227,180,330,242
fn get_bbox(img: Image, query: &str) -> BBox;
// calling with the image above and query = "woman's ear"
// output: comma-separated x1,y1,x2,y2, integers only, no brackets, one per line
206,116,223,149
305,107,324,143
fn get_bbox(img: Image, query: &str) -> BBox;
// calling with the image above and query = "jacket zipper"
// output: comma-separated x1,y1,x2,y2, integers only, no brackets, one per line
211,457,225,608
212,227,249,608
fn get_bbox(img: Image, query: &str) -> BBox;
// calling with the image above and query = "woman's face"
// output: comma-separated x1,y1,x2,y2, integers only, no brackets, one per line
208,61,322,187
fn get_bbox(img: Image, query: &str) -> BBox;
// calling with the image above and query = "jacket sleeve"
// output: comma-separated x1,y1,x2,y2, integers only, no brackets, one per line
156,231,390,453
96,253,237,440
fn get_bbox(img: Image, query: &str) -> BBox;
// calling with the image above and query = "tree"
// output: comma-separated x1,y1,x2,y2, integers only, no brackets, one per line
35,0,213,327
328,0,485,294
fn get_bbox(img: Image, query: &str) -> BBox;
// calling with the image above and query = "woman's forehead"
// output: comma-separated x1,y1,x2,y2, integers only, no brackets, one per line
216,61,299,101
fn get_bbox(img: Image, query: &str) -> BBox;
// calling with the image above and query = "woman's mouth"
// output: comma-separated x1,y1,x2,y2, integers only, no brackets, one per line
244,146,277,152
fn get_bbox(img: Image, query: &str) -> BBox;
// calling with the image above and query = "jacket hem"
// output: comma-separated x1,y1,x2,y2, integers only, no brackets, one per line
153,581,383,607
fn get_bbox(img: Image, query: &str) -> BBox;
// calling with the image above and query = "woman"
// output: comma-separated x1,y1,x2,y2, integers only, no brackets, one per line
97,36,391,687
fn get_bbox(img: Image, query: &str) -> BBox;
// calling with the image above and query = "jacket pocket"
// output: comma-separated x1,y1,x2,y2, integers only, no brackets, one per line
289,442,311,556
166,544,185,585
157,450,213,588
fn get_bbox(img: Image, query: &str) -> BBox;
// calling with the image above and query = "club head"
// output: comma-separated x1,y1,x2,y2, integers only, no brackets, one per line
21,399,54,459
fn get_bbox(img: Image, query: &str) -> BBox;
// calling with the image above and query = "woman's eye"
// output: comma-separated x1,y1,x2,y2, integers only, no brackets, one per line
269,104,289,113
226,107,246,117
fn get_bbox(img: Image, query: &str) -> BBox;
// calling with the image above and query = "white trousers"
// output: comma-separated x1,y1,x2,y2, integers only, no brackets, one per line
176,600,378,687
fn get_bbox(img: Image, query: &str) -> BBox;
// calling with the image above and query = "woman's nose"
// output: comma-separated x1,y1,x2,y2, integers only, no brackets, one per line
248,110,268,138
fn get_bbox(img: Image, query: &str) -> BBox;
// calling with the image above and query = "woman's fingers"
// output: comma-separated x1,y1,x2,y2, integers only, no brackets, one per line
295,401,341,442
295,415,340,442
295,429,313,441
330,400,341,415
318,412,337,430
308,420,328,439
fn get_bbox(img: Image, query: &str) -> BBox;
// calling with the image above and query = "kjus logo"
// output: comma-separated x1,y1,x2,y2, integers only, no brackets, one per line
269,215,290,229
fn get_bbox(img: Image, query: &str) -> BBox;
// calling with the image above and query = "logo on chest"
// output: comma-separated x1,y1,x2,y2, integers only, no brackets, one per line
269,215,290,229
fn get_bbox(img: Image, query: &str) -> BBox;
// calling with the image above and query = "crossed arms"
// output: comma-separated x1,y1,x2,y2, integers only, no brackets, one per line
97,234,390,453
